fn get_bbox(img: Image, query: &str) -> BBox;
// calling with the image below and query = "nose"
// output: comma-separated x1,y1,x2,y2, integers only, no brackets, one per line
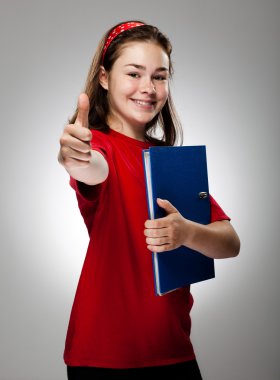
140,78,156,94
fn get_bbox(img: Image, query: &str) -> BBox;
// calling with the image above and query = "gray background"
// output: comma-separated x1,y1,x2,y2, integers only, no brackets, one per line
0,0,279,379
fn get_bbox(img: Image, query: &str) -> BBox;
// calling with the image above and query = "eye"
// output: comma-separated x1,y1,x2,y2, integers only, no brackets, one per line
153,75,167,81
128,72,140,78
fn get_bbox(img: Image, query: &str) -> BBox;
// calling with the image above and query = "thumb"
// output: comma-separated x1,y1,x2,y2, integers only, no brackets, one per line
157,198,178,214
75,93,90,128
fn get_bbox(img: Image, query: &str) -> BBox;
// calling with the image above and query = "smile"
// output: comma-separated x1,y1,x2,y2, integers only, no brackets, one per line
132,99,156,107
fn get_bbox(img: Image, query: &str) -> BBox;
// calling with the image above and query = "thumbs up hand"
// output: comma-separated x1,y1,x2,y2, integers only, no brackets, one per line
58,93,92,169
144,198,192,253
74,92,90,129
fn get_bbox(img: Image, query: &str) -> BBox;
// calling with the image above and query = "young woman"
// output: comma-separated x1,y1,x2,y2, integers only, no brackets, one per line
58,20,240,380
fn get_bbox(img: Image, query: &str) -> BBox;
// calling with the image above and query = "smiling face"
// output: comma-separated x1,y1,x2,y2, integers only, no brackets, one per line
99,41,170,139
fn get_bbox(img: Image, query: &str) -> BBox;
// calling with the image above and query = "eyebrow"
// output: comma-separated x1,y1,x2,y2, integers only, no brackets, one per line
124,64,169,72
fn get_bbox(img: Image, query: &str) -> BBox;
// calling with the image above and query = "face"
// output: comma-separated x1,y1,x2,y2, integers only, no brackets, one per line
100,41,170,135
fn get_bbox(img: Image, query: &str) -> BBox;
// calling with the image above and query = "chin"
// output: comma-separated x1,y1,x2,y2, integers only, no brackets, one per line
133,114,156,125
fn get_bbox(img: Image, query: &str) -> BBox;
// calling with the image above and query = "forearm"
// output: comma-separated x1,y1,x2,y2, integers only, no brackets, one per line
58,150,109,186
183,219,240,259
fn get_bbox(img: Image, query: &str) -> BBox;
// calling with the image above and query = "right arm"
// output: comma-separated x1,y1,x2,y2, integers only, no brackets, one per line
58,93,109,185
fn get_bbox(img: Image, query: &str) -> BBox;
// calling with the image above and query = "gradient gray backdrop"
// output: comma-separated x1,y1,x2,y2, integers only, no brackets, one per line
0,1,279,379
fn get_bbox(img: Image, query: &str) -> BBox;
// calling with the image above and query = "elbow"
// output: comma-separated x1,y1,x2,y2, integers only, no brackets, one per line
217,222,241,259
235,236,241,256
226,230,241,258
231,221,241,257
232,234,241,257
225,221,241,258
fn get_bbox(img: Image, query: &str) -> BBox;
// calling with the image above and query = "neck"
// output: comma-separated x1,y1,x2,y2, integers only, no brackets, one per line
107,116,146,142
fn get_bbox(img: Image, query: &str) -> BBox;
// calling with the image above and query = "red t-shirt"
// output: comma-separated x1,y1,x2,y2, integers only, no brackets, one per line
64,129,230,368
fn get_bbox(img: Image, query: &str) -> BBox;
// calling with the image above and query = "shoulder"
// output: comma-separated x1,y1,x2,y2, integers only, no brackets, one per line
90,128,113,157
91,128,110,141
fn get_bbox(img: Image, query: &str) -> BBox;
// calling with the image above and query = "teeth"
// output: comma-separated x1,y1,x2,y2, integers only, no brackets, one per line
134,100,153,106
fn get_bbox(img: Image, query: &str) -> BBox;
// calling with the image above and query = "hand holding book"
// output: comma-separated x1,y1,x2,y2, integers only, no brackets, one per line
144,198,193,253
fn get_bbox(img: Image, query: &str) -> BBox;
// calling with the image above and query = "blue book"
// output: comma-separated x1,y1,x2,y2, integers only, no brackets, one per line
142,145,215,296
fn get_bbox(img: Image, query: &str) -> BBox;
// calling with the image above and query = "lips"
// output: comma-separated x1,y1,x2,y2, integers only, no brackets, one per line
131,99,156,107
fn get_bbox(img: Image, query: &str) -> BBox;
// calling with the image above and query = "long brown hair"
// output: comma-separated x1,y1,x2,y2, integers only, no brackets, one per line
69,20,183,146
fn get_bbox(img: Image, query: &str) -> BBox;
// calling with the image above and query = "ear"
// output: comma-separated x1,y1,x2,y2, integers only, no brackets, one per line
99,66,109,90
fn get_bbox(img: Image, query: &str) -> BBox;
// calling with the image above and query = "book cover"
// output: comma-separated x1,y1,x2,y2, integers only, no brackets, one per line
142,145,215,296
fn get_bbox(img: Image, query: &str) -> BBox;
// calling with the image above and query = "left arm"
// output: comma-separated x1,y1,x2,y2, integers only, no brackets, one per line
144,198,240,259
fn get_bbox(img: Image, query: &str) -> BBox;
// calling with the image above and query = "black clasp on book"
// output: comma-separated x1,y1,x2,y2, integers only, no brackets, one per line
198,192,208,199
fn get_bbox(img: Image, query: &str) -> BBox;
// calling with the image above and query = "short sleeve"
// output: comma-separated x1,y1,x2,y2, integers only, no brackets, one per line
69,176,104,202
209,194,231,222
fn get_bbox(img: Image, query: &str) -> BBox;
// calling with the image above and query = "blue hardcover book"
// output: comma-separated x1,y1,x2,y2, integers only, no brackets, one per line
142,145,215,296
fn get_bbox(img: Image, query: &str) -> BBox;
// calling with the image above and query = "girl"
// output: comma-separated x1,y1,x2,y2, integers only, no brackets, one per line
58,20,240,380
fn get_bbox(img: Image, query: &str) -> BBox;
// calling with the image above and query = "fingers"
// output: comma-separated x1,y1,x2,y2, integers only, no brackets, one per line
144,226,168,238
74,93,90,129
144,218,168,229
144,199,179,229
63,93,92,143
60,124,92,147
60,145,91,161
59,123,92,169
144,212,185,252
59,141,92,167
147,243,173,253
58,93,92,170
144,225,170,251
59,126,91,156
157,198,178,214
144,226,176,252
146,236,170,246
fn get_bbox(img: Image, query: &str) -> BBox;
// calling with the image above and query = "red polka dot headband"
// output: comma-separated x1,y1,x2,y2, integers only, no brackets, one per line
102,22,145,64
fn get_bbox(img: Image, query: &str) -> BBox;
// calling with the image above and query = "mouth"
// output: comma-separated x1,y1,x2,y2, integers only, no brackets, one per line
131,99,156,108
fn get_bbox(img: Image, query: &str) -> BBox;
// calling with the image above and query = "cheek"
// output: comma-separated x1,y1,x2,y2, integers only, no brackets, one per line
124,81,139,94
158,84,169,101
116,78,138,95
109,76,132,94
